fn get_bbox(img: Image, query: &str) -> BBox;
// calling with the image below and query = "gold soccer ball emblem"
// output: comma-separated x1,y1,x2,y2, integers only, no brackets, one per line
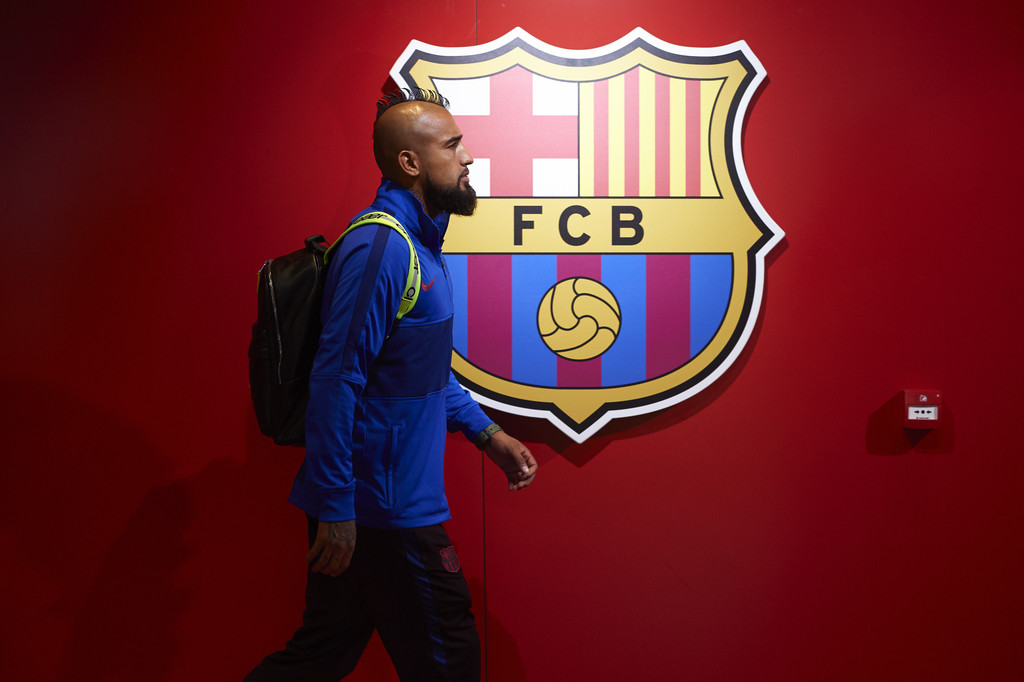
537,277,621,361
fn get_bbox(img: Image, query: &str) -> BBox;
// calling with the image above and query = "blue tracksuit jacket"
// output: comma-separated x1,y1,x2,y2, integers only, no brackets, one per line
289,179,492,528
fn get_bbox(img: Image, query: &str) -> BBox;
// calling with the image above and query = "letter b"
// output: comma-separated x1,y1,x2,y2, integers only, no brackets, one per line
612,206,644,246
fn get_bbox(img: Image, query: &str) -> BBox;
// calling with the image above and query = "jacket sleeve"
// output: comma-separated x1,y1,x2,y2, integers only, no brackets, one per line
304,225,408,522
445,370,493,442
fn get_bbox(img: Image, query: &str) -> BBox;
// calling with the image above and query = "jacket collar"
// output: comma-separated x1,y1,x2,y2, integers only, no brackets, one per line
367,178,449,251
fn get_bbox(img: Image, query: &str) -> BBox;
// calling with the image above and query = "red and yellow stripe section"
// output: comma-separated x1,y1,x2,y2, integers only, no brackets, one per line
580,67,723,198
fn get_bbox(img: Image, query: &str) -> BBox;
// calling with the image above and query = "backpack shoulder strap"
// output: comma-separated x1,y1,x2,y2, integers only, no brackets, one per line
325,212,421,319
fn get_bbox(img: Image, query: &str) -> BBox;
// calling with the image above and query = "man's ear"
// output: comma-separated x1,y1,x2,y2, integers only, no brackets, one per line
398,150,419,177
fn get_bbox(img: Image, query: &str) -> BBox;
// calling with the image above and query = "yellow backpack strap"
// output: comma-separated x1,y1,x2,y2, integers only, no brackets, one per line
325,212,421,319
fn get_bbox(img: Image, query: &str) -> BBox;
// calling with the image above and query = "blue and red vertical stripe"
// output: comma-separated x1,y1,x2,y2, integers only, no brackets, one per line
448,253,731,389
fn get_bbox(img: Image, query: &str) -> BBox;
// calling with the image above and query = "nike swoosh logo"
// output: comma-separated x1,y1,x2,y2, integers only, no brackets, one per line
421,277,436,292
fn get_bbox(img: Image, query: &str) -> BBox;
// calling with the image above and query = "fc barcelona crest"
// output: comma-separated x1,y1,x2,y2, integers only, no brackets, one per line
391,28,784,442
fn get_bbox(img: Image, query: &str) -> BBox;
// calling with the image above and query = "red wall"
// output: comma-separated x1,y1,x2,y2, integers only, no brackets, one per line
3,1,1023,680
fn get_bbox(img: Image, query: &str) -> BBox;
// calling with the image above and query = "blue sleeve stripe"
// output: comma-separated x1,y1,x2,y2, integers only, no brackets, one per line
342,226,393,366
447,254,468,355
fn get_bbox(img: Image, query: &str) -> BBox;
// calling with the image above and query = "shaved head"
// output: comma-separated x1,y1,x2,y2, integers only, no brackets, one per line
373,101,446,179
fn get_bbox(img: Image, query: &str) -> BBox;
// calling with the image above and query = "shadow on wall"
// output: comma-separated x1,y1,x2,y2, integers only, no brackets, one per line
469,578,527,682
53,480,192,680
0,377,307,681
0,377,181,681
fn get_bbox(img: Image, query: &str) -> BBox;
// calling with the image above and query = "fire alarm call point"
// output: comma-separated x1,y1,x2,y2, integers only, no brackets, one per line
904,390,942,429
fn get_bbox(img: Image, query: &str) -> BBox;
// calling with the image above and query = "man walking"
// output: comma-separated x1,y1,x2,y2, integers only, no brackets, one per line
245,88,537,681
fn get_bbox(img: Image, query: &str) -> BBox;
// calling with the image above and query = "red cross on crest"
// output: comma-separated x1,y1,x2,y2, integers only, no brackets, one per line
454,66,578,196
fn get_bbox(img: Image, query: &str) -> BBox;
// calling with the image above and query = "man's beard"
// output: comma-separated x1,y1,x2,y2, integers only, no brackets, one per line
424,174,477,216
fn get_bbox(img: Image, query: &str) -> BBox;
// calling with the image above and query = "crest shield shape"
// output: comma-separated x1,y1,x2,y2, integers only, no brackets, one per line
390,28,784,442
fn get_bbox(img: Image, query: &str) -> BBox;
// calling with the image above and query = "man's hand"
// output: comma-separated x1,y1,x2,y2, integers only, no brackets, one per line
483,431,538,491
306,519,356,577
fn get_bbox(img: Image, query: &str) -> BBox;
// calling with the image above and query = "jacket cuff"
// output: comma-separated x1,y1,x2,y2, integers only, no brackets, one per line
316,488,356,522
449,401,492,441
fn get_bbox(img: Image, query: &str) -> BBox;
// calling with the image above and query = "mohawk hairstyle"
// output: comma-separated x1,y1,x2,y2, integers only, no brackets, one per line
375,88,450,122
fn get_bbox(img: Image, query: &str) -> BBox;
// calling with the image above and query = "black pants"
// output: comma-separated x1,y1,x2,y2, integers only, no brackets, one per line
245,516,480,681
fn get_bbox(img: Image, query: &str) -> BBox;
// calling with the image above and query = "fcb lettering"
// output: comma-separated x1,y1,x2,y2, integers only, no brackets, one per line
512,204,645,247
391,28,784,442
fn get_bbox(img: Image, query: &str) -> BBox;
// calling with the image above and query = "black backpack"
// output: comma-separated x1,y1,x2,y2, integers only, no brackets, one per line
248,213,420,446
